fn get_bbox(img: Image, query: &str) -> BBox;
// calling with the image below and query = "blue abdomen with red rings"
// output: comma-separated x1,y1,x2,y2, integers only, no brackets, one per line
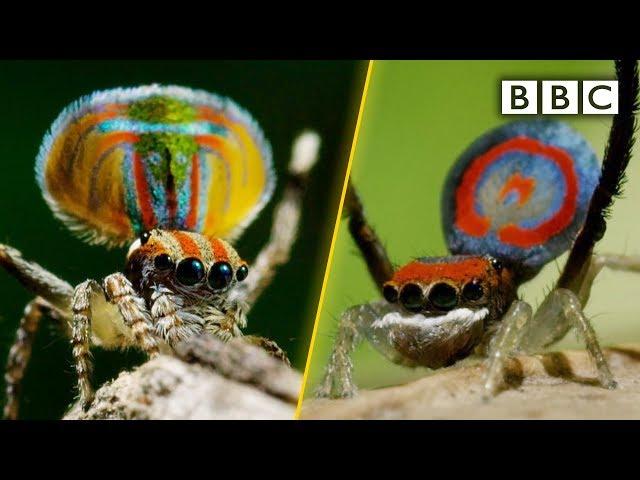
441,121,599,279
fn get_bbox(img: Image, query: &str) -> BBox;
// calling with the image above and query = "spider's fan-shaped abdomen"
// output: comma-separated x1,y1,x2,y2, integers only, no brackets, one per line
36,85,275,248
442,121,599,275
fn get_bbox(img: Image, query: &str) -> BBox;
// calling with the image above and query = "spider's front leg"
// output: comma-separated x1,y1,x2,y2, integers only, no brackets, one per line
102,273,160,356
528,288,616,390
482,253,640,396
483,300,533,396
71,274,159,409
315,304,371,399
71,280,102,408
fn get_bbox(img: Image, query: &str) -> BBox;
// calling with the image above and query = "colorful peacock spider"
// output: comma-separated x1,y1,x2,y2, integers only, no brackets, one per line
317,59,640,400
0,85,320,419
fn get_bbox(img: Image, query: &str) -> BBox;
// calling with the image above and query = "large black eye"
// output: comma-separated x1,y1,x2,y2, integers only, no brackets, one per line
399,283,424,312
428,283,458,311
208,261,233,290
176,258,205,286
140,230,152,245
154,253,174,271
462,280,484,301
383,284,399,303
236,264,249,282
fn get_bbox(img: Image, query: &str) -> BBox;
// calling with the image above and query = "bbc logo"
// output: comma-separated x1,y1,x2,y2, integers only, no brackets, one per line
501,81,618,115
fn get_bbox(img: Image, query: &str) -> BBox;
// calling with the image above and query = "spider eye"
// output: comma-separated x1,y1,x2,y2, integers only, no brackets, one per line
208,261,233,290
383,284,399,303
140,230,152,245
489,257,503,273
154,253,174,271
462,280,484,301
428,283,458,311
399,283,424,312
236,264,249,282
176,258,205,286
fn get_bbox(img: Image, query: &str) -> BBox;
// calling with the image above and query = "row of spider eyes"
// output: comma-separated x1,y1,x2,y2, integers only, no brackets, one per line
383,280,485,312
153,253,248,290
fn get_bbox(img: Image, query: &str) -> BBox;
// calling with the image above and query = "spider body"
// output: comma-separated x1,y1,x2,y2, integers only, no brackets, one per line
316,60,639,401
1,85,320,419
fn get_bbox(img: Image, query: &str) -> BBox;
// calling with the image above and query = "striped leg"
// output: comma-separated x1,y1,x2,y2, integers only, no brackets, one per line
71,280,101,409
239,132,320,310
3,298,52,420
103,273,159,355
244,335,291,365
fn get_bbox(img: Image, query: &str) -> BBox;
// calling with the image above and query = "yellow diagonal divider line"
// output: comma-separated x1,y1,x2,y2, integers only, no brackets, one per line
294,60,375,419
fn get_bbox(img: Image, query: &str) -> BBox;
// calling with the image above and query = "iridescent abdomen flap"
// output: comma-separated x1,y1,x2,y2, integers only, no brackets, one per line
442,121,599,272
36,86,274,247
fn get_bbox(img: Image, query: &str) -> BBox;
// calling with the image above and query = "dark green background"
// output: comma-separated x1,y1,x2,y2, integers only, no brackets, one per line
0,60,365,419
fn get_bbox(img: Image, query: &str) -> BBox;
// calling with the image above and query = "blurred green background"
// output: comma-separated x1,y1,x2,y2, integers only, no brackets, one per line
306,60,640,395
0,60,366,419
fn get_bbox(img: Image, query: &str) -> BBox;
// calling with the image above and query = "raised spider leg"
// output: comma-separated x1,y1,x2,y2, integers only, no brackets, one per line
483,300,533,397
3,298,61,420
239,131,320,310
315,304,368,399
346,182,394,294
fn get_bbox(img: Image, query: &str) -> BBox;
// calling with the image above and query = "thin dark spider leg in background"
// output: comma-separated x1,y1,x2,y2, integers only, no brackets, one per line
345,182,395,294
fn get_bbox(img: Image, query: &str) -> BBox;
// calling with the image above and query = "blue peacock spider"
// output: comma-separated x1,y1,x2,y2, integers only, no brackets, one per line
317,60,640,400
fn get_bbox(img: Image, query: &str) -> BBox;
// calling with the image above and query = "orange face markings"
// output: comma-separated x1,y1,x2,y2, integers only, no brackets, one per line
210,238,229,262
392,257,491,286
171,231,202,258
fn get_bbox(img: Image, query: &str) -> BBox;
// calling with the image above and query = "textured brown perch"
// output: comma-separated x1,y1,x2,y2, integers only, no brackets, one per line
301,344,640,419
65,334,301,420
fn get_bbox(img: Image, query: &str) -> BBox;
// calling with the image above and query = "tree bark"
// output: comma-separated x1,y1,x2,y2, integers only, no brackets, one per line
65,334,301,420
301,344,640,419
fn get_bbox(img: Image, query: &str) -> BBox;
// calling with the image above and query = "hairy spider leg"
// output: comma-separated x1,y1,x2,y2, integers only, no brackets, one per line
345,181,394,294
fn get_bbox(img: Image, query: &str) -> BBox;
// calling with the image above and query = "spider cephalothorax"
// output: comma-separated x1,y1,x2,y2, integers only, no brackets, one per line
316,60,639,400
124,229,249,343
374,255,517,368
1,85,320,419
